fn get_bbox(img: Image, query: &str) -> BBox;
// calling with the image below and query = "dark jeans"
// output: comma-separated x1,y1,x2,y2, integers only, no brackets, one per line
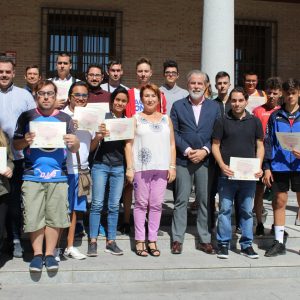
0,194,9,252
6,159,24,242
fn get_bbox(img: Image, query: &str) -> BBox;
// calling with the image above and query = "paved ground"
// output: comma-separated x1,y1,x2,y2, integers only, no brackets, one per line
1,278,300,300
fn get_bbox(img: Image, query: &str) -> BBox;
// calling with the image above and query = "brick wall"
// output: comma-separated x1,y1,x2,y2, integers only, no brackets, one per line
0,0,299,88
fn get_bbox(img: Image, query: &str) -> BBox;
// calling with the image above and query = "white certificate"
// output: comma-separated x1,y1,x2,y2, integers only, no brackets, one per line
86,102,110,113
30,121,66,148
0,147,7,172
246,96,266,113
276,132,300,151
74,106,106,132
229,157,260,181
55,81,69,101
104,118,134,142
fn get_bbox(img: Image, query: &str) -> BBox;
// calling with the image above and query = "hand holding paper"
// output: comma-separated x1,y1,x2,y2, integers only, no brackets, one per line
104,118,134,142
29,121,66,148
229,157,260,181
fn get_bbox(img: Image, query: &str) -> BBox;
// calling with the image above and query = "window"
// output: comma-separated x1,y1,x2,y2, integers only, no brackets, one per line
41,8,123,79
235,19,277,88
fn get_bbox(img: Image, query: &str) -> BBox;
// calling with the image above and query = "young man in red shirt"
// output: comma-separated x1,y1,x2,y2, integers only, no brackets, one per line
252,77,282,236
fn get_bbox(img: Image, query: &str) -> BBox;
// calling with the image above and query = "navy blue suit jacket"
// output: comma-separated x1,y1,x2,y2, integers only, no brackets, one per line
170,97,221,167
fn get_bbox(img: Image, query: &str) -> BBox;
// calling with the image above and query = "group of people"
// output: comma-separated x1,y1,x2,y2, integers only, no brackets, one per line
0,52,299,273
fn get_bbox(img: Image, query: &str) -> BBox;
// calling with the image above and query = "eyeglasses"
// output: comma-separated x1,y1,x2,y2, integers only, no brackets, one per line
57,62,70,65
71,93,88,100
87,73,102,78
165,71,178,76
37,91,55,97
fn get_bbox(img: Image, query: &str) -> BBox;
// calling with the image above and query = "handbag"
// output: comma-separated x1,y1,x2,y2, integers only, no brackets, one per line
76,152,92,197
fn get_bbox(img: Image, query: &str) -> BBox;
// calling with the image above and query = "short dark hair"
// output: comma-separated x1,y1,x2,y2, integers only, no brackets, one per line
243,70,258,81
265,77,282,91
136,57,152,69
36,79,57,95
25,64,40,75
56,52,72,64
110,86,129,106
107,59,122,70
86,63,103,74
229,87,249,101
68,81,89,98
215,71,230,82
163,59,178,73
282,78,300,92
0,57,15,69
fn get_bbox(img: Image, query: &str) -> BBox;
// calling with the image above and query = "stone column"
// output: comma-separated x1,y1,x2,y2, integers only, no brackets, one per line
201,0,235,94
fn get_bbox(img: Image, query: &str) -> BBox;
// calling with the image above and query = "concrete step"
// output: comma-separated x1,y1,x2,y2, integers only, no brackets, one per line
1,243,300,285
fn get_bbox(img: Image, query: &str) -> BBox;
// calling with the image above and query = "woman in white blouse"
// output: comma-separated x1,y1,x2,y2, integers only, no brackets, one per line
125,84,176,257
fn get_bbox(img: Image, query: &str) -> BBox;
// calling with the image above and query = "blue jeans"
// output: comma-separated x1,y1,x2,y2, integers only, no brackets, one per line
89,163,124,240
217,177,256,250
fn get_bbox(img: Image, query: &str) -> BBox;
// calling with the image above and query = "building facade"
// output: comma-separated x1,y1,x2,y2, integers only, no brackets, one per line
0,0,299,89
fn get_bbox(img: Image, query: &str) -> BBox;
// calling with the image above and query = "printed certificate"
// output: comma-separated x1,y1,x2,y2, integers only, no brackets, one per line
86,102,110,113
104,118,134,141
74,106,106,132
229,157,260,181
0,147,7,172
276,132,300,151
246,96,266,113
55,81,69,101
30,121,66,148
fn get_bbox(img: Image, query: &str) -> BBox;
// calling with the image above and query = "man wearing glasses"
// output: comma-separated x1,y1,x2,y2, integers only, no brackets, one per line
243,70,267,99
49,52,79,109
160,59,188,116
85,63,110,103
13,80,79,272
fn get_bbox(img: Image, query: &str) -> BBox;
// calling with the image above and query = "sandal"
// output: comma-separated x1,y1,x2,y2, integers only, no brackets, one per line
148,241,160,257
135,241,148,257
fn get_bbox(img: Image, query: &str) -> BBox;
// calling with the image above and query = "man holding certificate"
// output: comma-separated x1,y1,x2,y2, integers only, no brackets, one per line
13,80,79,272
212,87,264,259
263,78,300,257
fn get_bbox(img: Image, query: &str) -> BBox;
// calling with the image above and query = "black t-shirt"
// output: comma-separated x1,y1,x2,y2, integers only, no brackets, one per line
212,110,263,165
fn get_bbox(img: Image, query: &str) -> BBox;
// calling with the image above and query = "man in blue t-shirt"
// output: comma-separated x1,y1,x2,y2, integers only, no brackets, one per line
13,80,79,272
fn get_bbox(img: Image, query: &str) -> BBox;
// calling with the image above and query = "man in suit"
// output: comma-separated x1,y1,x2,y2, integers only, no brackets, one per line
170,70,221,255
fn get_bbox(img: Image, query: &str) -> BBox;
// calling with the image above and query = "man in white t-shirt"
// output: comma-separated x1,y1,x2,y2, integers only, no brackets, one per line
49,52,79,109
101,60,128,93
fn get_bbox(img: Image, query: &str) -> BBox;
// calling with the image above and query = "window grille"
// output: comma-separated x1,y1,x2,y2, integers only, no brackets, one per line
235,19,277,88
41,7,123,80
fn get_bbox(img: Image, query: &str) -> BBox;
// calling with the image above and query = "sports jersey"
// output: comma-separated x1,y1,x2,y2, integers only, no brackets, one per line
253,104,280,136
13,108,75,182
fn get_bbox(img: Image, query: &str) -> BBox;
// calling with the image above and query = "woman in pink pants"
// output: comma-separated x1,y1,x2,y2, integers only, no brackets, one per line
125,83,176,257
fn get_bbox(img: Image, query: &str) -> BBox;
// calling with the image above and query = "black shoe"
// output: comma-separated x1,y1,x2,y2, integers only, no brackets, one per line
240,246,259,259
116,223,130,236
87,242,98,257
255,222,265,236
217,245,229,259
265,240,286,257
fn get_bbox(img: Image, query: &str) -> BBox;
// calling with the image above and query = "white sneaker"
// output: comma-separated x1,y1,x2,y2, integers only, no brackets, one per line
53,248,62,262
64,246,86,260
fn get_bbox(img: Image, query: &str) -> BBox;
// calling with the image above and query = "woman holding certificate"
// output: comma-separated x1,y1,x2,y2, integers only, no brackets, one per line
88,87,129,257
125,84,176,257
